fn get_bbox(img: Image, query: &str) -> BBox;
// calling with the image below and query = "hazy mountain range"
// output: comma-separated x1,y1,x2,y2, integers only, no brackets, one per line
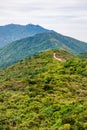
0,24,49,47
0,24,87,69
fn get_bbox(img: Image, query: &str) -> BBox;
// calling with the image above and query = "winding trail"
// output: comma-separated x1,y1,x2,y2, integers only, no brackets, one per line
53,53,66,62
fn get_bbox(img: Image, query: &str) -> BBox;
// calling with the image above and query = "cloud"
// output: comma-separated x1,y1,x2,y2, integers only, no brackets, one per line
0,0,87,42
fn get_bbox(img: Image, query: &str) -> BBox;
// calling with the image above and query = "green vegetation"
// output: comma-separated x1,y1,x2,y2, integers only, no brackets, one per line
78,52,87,59
0,50,87,130
0,31,87,69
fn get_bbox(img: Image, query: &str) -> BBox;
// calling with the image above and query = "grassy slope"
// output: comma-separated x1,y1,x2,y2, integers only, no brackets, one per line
0,50,87,130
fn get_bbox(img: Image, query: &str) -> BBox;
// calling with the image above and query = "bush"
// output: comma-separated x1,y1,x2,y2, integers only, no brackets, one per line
59,124,71,130
62,116,75,125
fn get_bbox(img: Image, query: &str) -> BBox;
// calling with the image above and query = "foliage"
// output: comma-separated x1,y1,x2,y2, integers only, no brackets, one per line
78,52,87,59
0,50,87,129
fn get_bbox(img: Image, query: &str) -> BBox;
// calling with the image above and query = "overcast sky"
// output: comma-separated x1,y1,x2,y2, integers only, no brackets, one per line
0,0,87,42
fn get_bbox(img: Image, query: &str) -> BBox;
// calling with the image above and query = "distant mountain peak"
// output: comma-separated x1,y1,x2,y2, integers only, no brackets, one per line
4,23,22,27
0,23,50,47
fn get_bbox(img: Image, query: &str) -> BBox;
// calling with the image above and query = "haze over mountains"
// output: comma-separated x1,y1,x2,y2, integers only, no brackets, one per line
0,24,49,47
0,24,87,69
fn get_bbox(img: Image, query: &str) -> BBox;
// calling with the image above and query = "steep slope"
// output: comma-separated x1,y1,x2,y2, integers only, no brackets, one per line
0,31,87,69
0,24,49,47
0,50,87,130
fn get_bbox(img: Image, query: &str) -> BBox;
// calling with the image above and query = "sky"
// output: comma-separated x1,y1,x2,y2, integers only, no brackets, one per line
0,0,87,42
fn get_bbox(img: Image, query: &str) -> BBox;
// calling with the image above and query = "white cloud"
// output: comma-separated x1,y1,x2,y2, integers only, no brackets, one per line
0,0,87,42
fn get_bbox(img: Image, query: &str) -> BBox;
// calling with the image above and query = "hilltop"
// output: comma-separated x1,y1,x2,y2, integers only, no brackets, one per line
0,50,87,130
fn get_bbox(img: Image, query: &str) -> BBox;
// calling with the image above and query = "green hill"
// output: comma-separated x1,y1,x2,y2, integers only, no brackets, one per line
0,50,87,130
0,31,87,69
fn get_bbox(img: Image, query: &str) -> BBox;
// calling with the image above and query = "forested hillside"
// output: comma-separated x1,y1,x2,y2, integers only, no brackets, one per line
0,50,87,130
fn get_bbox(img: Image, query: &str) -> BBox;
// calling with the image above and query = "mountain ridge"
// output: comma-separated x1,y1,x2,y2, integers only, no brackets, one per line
0,23,50,47
0,31,87,69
